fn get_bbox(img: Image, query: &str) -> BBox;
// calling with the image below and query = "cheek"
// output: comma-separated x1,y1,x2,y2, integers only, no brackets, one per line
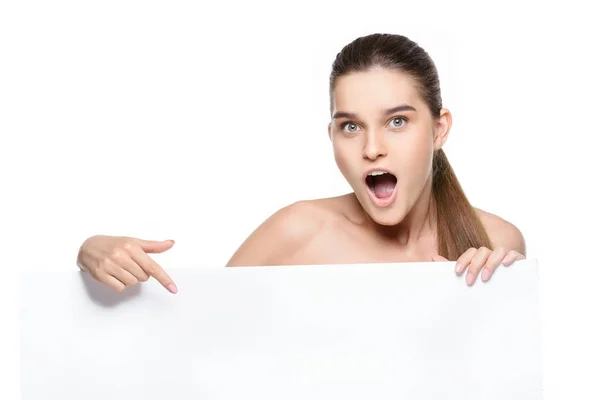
414,141,435,181
332,143,349,174
394,134,434,183
332,142,358,180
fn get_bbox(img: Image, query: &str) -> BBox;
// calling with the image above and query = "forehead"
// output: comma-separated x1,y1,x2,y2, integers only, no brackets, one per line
331,67,422,113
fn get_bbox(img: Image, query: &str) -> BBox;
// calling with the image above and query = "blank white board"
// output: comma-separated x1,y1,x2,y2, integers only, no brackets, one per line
20,260,542,399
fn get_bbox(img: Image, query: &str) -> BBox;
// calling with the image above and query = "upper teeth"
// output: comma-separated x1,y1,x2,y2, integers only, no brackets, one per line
369,171,387,176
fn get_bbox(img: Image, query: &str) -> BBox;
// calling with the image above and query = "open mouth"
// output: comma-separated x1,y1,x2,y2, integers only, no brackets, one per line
365,171,397,200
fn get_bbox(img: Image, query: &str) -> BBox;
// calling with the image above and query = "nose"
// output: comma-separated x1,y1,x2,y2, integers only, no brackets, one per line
362,129,388,161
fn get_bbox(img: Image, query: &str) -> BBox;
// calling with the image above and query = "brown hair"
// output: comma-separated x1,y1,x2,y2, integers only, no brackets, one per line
329,33,492,260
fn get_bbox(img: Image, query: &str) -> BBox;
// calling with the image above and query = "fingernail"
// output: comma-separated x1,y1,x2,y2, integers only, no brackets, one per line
167,284,178,294
455,263,462,273
481,269,491,281
501,256,509,266
466,272,475,286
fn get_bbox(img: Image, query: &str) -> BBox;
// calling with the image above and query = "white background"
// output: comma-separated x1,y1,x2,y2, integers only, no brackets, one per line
2,0,599,399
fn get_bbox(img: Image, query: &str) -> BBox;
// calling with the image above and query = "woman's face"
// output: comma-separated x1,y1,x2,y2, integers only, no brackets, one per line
329,67,450,226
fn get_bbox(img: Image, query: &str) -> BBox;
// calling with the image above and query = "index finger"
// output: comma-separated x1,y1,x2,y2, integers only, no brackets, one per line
129,247,178,294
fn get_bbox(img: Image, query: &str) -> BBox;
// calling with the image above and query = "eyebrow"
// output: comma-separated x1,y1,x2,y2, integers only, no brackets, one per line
332,104,417,120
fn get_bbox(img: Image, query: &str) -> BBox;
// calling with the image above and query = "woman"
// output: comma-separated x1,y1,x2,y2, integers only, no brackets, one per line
76,33,526,294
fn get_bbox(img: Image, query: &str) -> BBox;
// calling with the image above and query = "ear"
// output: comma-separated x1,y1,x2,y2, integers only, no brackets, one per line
328,122,332,141
433,108,452,150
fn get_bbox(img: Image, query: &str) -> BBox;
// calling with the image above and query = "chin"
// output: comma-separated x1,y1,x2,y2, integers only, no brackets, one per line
367,207,407,226
355,191,408,226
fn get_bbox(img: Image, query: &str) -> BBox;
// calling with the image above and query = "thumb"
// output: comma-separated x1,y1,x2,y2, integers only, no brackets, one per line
136,239,175,254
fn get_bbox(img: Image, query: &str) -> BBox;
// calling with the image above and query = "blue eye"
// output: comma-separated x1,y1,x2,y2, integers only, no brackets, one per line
389,117,406,128
343,122,359,133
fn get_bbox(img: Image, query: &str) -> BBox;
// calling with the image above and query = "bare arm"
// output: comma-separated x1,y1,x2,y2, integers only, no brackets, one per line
476,208,526,256
226,201,325,267
450,208,528,286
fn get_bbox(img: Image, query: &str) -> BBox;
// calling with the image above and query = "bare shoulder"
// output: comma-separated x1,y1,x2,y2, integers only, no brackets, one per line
225,199,336,267
475,208,526,255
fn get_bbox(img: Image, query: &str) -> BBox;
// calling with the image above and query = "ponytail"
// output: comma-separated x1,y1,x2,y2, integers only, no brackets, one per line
432,149,492,260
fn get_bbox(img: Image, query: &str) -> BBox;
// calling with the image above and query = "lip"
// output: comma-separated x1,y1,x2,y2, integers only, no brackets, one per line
362,167,396,182
363,167,398,208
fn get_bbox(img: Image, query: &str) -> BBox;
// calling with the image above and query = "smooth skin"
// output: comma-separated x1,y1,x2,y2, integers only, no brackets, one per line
77,235,179,293
77,67,525,293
